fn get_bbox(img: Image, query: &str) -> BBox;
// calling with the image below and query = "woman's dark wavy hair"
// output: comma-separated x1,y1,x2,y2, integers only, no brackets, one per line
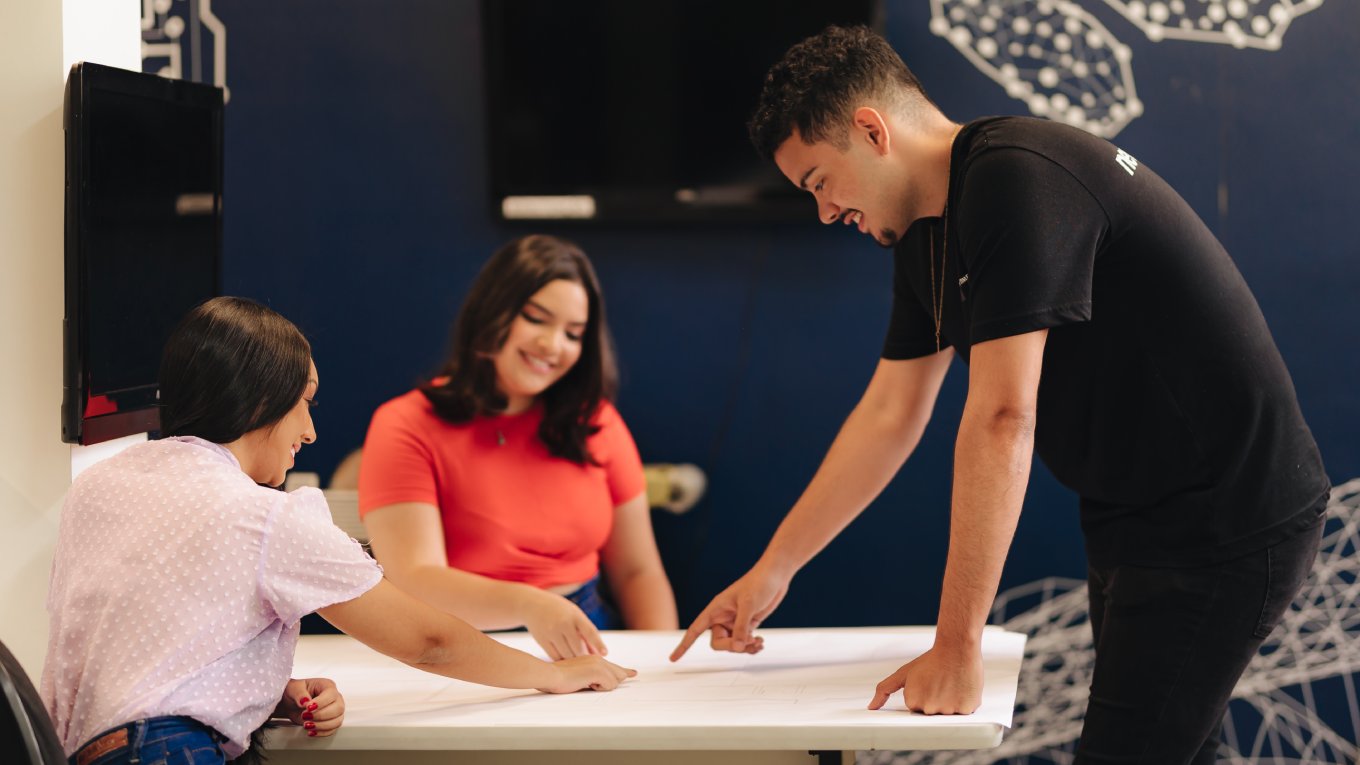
421,235,617,465
748,24,934,161
158,296,312,443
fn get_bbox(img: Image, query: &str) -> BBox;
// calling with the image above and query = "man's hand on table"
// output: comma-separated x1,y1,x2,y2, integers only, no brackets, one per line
669,563,792,661
868,643,984,714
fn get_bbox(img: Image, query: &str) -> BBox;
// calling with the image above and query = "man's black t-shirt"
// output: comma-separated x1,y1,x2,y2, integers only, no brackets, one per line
883,116,1328,566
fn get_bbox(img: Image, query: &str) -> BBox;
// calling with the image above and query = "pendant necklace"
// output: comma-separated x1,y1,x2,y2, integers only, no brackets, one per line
930,125,963,353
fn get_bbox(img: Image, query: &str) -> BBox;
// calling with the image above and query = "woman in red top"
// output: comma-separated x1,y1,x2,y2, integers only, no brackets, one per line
359,235,677,660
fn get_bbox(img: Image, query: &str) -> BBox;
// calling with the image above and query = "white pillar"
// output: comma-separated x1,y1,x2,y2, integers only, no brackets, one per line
0,0,139,678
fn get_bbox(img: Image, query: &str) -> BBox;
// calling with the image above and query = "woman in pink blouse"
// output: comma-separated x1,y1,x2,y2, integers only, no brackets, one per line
41,297,633,765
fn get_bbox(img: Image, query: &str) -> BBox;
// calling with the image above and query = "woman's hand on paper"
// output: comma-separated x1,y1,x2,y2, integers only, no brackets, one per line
522,589,608,660
539,655,636,693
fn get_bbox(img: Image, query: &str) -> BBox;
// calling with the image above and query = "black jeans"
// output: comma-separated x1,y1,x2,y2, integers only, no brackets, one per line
1075,518,1323,765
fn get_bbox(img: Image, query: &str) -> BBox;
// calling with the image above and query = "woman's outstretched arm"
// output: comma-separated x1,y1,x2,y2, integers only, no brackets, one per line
318,578,633,692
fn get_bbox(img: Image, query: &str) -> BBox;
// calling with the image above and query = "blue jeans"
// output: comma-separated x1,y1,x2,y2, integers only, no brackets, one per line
565,576,621,630
71,717,225,765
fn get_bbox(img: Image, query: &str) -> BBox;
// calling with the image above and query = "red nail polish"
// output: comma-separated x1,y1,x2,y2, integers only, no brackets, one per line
299,697,310,705
308,730,317,737
308,703,318,711
302,712,313,721
304,722,315,730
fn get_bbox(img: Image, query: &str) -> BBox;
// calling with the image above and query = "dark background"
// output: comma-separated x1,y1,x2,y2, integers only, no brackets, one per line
209,1,1359,631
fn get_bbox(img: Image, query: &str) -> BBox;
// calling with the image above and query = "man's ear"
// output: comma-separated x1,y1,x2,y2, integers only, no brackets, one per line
852,106,891,155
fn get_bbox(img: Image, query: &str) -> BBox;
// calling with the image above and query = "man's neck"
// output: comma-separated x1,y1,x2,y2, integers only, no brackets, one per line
924,119,968,219
897,116,962,223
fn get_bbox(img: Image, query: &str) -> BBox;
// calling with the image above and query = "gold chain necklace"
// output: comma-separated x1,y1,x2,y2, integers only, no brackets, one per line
929,125,963,353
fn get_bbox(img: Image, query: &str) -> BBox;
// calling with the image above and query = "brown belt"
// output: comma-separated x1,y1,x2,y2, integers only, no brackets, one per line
74,727,129,765
73,717,225,765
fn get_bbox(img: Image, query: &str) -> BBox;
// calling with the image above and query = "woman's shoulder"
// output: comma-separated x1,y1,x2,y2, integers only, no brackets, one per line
75,437,240,487
589,399,628,428
585,399,637,451
277,485,334,523
370,387,443,429
376,387,436,415
364,387,492,475
67,438,281,525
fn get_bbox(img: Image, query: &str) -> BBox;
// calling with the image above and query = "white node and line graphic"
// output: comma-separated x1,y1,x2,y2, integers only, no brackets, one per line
929,0,1327,137
140,0,228,101
134,1,1326,134
865,477,1360,764
1105,0,1326,49
929,0,1141,137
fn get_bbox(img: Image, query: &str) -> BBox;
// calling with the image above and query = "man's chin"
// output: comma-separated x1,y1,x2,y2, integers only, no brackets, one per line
875,229,899,248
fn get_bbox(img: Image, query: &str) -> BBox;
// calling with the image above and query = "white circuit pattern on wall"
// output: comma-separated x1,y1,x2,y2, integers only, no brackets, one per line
929,0,1326,137
140,0,228,100
866,478,1360,764
1102,0,1325,48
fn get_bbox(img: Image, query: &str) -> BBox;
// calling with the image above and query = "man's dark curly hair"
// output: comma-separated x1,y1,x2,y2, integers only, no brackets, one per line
748,25,933,161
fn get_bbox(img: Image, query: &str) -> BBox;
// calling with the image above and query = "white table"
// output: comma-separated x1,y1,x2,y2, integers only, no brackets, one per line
264,626,1026,764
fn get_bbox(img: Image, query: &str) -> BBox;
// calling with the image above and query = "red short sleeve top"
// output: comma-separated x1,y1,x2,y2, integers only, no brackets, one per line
357,389,646,589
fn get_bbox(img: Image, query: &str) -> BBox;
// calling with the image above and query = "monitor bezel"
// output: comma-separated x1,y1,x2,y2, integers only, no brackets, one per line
62,62,224,445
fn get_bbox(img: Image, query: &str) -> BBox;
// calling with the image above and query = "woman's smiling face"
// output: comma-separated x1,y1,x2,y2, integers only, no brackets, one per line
492,279,589,414
246,359,318,486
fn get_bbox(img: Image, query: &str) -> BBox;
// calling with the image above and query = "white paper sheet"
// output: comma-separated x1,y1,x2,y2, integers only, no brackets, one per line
278,626,1025,752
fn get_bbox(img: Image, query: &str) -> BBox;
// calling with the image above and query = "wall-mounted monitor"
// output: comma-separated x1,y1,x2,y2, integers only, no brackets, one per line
63,62,223,445
482,0,882,223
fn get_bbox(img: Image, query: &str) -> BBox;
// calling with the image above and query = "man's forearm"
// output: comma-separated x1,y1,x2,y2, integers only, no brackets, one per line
761,400,925,577
761,354,954,578
934,405,1035,648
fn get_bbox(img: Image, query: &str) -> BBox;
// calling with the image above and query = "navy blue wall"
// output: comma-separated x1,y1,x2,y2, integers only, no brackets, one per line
217,1,1360,627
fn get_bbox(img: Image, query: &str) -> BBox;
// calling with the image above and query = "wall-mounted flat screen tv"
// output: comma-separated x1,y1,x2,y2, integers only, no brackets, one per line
63,62,223,445
482,0,882,223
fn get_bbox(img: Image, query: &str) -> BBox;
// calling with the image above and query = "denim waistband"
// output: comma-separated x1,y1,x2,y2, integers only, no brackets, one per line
72,716,221,765
564,576,620,630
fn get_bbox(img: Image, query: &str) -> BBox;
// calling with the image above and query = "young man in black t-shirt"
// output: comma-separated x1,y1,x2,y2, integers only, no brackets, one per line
670,25,1328,763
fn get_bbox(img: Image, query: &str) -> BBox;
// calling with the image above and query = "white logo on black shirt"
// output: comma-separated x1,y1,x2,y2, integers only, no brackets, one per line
1115,148,1139,176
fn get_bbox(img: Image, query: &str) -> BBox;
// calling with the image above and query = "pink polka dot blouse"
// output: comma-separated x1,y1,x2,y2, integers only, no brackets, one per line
41,436,382,758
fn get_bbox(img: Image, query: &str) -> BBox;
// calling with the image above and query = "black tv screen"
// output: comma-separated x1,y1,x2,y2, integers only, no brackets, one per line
63,62,223,445
482,0,882,223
